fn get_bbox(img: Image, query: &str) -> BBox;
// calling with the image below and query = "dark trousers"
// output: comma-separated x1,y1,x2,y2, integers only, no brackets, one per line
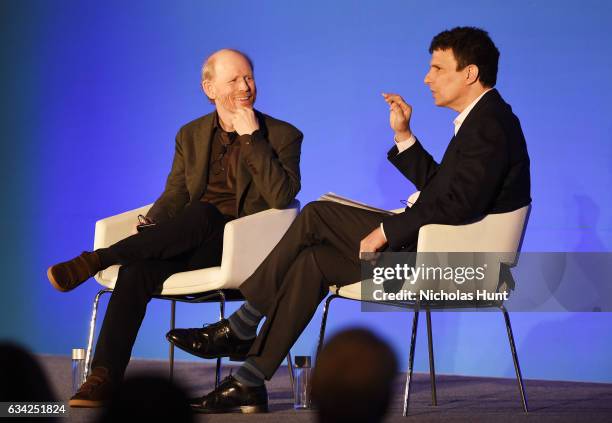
91,202,230,380
240,201,388,379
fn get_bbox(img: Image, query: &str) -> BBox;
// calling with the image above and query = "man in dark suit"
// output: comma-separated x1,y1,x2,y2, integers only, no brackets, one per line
46,49,302,407
168,27,531,414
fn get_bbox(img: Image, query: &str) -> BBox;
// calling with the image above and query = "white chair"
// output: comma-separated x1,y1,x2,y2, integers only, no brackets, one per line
316,193,531,415
84,200,300,388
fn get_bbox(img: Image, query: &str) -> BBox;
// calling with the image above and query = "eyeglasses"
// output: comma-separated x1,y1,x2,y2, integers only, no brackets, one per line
137,214,150,225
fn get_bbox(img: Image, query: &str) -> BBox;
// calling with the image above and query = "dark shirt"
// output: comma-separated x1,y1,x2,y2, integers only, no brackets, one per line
200,114,241,217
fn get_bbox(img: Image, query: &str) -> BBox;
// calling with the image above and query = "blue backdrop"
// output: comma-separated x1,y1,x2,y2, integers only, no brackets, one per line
1,0,611,383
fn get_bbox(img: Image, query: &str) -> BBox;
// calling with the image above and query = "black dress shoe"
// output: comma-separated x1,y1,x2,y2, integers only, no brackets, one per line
166,319,254,361
190,375,268,414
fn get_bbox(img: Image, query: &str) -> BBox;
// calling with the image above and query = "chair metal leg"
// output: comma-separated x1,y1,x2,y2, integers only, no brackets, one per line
218,290,226,319
316,294,338,361
426,308,437,406
84,289,112,380
215,291,226,388
403,308,420,416
169,300,176,381
500,305,528,413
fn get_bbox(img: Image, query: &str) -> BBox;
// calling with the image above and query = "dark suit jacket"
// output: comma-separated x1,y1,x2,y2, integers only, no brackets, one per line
146,110,303,222
382,89,531,251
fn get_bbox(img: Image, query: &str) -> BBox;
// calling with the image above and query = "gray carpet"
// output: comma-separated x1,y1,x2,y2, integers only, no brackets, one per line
38,355,612,422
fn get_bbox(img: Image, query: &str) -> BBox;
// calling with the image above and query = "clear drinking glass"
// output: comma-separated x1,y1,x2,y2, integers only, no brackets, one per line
293,355,312,409
72,348,86,394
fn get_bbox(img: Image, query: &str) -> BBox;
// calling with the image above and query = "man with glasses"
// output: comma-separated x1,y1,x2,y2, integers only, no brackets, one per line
46,48,302,407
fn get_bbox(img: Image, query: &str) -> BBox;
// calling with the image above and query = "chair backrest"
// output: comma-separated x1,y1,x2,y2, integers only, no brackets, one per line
219,200,301,287
417,205,531,255
412,205,531,295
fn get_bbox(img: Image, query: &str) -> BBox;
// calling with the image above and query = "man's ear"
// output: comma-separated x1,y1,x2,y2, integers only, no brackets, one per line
465,64,480,85
202,80,215,100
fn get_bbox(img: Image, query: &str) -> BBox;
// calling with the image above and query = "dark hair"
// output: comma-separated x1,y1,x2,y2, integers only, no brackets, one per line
312,328,398,423
429,26,500,87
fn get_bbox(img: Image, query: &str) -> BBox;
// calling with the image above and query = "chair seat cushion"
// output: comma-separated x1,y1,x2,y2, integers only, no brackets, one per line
95,265,226,295
330,282,362,300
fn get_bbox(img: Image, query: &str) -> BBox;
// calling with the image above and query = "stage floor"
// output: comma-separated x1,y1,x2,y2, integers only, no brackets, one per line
38,355,612,422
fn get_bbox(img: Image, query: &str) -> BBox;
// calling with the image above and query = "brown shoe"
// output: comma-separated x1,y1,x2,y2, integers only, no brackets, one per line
69,367,114,408
47,251,101,292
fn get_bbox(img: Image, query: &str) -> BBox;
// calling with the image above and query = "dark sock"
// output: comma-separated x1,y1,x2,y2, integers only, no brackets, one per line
234,359,265,387
228,302,263,340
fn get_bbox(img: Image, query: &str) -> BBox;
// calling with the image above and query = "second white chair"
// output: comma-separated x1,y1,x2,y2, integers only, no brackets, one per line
84,200,300,388
316,193,530,415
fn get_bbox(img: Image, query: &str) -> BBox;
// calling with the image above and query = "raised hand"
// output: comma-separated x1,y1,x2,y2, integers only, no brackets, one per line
382,93,413,141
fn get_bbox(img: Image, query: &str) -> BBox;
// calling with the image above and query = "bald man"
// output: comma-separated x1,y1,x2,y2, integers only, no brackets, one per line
46,49,302,407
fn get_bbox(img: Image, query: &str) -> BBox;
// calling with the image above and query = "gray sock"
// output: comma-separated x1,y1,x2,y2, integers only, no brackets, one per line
234,359,265,387
228,302,263,340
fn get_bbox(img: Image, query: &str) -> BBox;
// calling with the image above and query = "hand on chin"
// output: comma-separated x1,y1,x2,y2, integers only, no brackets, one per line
231,107,259,136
